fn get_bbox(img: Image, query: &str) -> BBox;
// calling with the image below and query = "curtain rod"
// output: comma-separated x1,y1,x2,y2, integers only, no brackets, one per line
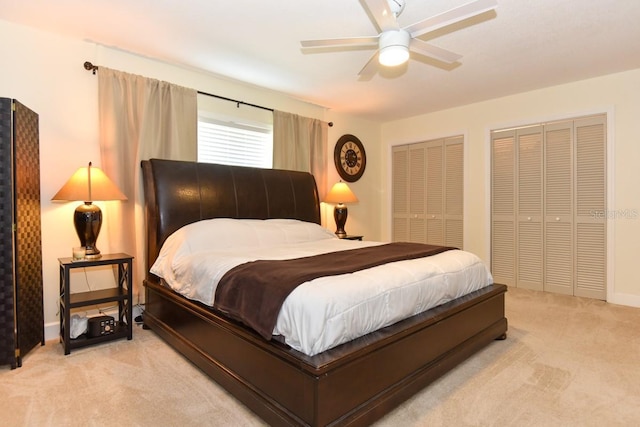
83,61,333,127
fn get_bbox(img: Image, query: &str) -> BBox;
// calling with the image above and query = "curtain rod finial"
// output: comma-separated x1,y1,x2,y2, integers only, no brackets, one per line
84,61,98,75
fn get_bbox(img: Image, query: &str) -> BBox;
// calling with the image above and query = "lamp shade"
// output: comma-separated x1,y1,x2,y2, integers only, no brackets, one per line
51,162,127,202
324,181,358,238
52,162,126,259
324,181,358,204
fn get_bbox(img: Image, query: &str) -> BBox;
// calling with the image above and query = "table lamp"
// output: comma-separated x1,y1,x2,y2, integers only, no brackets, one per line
52,162,127,259
324,181,358,238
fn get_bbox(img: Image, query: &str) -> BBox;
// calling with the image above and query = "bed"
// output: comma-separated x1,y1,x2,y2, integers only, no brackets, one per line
141,158,508,426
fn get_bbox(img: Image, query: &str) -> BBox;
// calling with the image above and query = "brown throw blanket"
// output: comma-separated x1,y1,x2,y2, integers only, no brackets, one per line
214,242,455,341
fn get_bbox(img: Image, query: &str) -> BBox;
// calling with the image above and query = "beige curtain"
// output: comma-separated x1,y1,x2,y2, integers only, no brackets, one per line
98,67,197,302
273,110,328,198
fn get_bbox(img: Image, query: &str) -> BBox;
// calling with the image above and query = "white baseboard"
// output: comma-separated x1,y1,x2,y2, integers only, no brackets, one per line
44,322,59,342
608,291,640,308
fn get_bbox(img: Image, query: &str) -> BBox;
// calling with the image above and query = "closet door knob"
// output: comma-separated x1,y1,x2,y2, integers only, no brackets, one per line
556,217,560,221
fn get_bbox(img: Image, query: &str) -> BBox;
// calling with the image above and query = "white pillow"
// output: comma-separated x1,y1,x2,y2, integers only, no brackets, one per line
151,218,336,281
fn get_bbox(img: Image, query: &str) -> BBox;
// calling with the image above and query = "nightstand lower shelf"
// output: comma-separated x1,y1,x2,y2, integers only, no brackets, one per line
66,323,129,351
59,253,133,355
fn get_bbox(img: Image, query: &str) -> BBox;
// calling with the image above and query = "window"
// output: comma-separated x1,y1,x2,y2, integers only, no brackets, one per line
197,117,273,168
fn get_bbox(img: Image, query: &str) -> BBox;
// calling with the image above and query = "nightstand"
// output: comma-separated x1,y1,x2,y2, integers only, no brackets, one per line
59,253,133,355
341,235,363,241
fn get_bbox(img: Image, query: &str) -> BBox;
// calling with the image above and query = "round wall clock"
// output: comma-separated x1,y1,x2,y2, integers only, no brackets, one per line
334,134,366,182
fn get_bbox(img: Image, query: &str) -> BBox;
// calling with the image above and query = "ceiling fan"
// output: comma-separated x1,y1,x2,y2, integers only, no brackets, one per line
300,0,497,77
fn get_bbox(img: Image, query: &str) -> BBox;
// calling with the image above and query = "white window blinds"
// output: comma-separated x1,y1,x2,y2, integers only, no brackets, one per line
197,118,273,168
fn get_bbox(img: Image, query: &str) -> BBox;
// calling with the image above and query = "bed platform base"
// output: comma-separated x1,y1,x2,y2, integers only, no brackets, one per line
144,279,507,426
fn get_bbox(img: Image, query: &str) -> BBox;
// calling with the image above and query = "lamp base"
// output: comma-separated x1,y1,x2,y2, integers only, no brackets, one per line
84,252,102,260
334,204,348,239
74,202,102,259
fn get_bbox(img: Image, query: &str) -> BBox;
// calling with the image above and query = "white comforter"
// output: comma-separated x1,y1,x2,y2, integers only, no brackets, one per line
151,219,493,356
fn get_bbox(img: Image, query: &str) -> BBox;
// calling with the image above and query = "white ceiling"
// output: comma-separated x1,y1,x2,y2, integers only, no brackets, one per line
2,0,640,122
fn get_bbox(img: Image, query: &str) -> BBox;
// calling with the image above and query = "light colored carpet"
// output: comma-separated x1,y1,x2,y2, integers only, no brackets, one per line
2,287,640,426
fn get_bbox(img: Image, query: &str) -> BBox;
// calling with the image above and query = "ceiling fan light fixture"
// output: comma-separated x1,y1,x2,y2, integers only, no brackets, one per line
379,45,409,66
378,30,410,67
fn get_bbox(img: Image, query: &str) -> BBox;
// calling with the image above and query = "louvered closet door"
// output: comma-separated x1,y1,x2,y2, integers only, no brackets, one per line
491,131,516,286
392,146,409,241
516,126,544,291
544,121,574,295
491,114,607,299
444,137,464,248
409,143,427,242
425,141,443,245
574,116,606,299
393,137,464,246
392,143,428,242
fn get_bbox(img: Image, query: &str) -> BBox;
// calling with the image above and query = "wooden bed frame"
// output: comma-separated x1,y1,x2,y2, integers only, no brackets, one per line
141,158,508,426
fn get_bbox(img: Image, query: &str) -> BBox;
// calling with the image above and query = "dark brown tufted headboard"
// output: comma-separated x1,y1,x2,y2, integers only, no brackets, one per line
141,159,321,281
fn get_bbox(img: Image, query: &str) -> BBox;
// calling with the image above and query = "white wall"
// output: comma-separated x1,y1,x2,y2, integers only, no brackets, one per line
324,112,384,242
0,19,382,340
381,69,640,307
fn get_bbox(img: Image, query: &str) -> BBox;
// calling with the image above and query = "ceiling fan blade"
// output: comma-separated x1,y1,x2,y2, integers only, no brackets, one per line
361,0,399,32
405,0,497,38
409,39,462,64
301,36,379,48
357,52,380,78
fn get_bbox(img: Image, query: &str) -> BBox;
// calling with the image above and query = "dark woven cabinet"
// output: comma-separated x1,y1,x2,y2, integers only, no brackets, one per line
0,98,44,369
